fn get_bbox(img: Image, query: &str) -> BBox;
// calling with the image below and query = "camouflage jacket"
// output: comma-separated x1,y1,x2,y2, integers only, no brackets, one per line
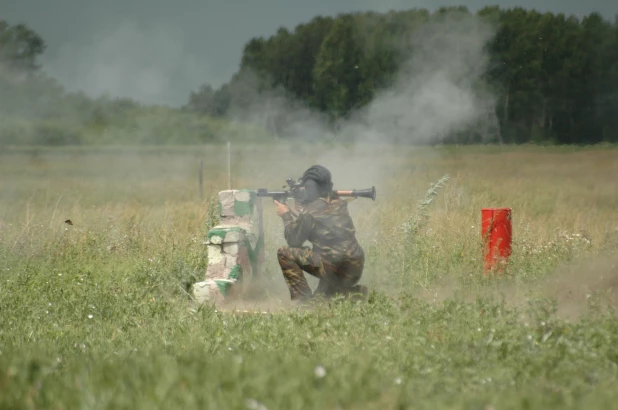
281,197,364,262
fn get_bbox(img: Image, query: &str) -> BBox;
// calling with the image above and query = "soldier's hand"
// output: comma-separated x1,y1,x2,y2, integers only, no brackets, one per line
273,200,290,217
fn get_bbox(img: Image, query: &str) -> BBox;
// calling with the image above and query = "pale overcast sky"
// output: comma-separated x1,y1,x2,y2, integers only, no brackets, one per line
4,0,617,106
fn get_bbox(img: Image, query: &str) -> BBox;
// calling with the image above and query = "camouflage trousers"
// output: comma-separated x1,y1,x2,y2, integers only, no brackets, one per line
277,246,365,300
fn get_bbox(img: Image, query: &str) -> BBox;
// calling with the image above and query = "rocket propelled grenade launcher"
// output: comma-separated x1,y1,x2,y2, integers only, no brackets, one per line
257,178,376,204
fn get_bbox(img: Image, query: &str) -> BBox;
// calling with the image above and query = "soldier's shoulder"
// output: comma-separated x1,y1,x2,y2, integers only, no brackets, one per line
302,198,328,214
303,198,349,215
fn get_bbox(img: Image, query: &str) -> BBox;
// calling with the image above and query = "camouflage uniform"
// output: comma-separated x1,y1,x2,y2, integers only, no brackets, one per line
277,196,365,300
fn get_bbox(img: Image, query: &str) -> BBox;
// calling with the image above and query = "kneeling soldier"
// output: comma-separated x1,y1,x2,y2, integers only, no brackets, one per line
273,165,367,302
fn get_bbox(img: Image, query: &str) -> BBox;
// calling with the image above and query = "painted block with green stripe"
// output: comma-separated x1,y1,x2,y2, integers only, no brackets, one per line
197,189,265,305
192,279,237,305
233,189,257,217
219,189,257,218
206,226,244,244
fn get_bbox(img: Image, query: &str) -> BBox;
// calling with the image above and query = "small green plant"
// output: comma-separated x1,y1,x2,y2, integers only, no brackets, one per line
203,195,221,234
401,174,450,243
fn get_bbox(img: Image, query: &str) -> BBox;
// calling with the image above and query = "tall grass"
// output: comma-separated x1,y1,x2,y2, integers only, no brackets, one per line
1,144,617,409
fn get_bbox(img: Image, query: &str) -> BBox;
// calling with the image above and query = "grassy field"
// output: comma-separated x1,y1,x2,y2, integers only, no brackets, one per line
1,143,617,409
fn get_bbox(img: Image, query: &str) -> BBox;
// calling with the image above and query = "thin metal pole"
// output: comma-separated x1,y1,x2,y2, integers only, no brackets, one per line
227,141,231,190
199,159,204,200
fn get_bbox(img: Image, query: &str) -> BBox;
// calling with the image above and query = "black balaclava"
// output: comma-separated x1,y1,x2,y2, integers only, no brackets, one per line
298,165,333,204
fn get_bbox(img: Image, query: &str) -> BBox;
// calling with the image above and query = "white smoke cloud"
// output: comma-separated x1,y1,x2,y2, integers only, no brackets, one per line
229,10,500,196
229,10,499,147
44,20,212,106
342,10,499,145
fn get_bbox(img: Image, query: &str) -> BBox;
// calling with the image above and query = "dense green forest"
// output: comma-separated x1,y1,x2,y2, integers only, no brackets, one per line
2,5,617,146
187,6,618,145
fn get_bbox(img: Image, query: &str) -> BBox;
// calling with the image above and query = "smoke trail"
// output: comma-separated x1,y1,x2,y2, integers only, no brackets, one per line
340,10,499,145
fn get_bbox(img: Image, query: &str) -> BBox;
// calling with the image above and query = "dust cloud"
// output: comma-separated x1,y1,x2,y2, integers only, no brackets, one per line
529,256,618,321
352,12,498,145
416,255,618,322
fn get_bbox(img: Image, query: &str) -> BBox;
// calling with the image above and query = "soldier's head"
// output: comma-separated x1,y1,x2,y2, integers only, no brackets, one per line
298,165,333,204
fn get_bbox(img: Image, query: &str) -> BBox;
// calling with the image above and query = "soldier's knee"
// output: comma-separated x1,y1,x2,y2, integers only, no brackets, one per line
277,246,290,262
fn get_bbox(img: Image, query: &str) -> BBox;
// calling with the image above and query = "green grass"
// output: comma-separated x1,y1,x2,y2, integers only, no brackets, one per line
1,143,617,409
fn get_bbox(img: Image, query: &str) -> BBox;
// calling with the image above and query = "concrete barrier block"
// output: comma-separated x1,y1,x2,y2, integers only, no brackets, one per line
233,190,257,217
192,279,236,305
228,265,242,281
214,279,237,299
207,245,224,265
223,243,239,255
224,230,242,243
192,281,213,304
219,190,237,217
237,245,253,278
209,235,223,245
235,191,251,202
201,189,265,303
224,254,238,268
207,226,245,245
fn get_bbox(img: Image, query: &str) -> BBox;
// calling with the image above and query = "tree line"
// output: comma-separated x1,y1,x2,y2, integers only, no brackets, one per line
2,6,617,146
186,6,618,145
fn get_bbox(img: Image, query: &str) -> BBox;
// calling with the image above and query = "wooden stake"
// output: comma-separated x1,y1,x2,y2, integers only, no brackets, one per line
227,141,231,190
199,159,204,200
